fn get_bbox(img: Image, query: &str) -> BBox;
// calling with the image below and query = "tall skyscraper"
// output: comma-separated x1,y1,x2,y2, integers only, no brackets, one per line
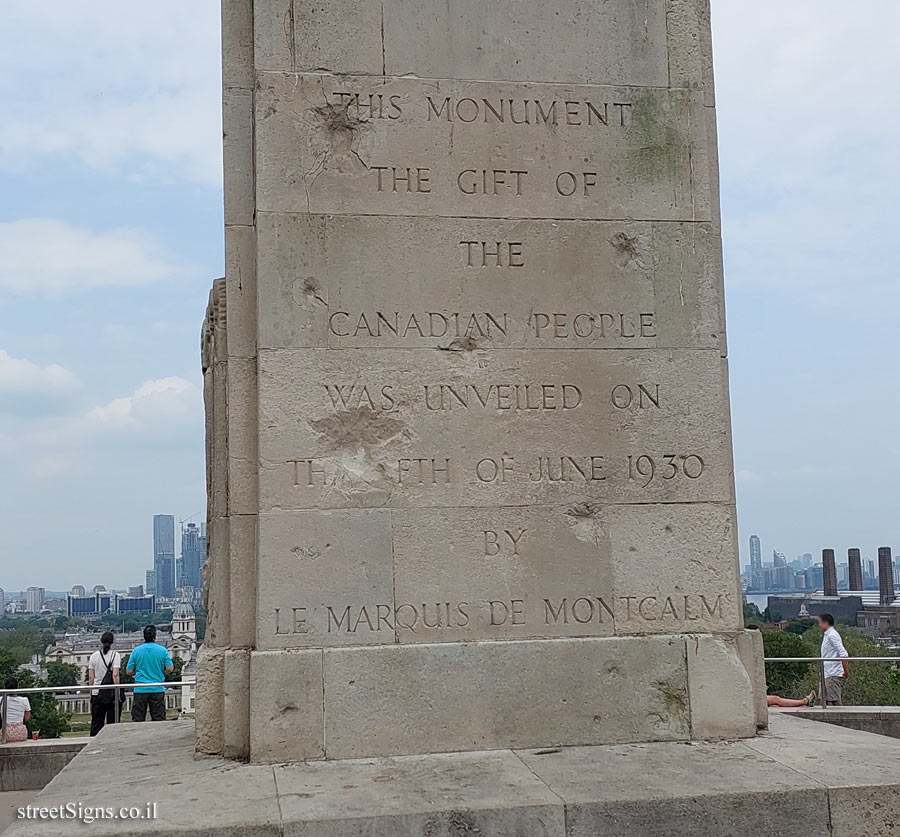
848,548,863,591
25,586,45,613
0,587,5,614
878,546,895,606
822,549,838,597
749,535,762,587
153,514,176,599
181,522,205,589
146,569,157,597
801,553,813,569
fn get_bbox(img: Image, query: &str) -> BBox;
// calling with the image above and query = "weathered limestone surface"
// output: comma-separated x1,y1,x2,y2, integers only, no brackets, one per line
255,75,710,220
10,716,900,837
256,214,726,352
201,0,764,761
322,636,690,757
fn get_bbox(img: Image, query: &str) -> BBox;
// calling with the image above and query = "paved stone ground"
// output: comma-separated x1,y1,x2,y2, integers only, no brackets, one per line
1,791,39,834
779,705,900,741
5,714,900,836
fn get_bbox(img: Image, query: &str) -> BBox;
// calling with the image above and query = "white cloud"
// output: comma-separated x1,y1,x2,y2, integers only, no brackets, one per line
0,349,79,396
712,1,900,314
83,377,200,432
0,1,222,185
0,218,178,294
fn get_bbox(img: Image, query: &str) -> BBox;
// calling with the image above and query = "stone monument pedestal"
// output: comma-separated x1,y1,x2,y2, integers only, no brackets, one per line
7,713,900,837
199,0,766,764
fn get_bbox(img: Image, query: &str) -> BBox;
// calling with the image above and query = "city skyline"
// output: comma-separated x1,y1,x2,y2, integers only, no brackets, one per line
1,511,206,596
744,532,898,594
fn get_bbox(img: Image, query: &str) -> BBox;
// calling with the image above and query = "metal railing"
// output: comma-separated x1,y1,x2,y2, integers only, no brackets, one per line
0,681,190,744
764,656,900,709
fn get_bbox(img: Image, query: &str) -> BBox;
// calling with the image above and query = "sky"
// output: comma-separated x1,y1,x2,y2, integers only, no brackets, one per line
0,1,898,590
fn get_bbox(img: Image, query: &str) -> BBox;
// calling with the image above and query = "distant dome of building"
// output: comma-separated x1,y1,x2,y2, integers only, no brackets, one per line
173,600,195,619
92,585,107,594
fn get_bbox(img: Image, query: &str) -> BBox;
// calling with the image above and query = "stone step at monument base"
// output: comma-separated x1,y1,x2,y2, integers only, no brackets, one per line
197,631,767,762
8,714,899,837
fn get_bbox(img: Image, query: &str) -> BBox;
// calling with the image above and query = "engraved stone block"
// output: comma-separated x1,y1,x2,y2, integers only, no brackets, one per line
255,74,711,221
257,509,395,649
257,348,734,511
256,213,726,352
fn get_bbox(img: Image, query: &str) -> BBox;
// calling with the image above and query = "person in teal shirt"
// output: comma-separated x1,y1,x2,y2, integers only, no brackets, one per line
126,625,174,722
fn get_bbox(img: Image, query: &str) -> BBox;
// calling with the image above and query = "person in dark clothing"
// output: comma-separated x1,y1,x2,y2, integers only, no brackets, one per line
87,631,121,736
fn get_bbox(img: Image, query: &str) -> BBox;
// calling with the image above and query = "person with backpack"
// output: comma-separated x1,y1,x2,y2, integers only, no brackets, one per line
87,631,121,736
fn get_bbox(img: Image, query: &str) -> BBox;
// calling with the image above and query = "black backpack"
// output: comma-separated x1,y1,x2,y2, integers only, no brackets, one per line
96,651,116,705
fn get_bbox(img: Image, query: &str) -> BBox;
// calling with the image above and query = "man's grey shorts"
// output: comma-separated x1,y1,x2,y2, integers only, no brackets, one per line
824,676,843,705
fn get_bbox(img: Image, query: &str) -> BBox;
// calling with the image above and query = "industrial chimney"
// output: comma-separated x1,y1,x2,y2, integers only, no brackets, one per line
848,548,863,591
822,549,838,598
878,546,895,606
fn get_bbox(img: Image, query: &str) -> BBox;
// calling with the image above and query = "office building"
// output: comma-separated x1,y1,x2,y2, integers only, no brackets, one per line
749,535,762,587
71,585,86,597
181,522,206,589
67,592,112,617
25,587,45,613
146,569,157,597
0,588,5,614
153,514,176,598
115,594,156,613
128,585,144,597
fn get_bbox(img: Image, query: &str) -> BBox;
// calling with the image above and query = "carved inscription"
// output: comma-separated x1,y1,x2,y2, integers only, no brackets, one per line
423,384,583,412
369,167,616,199
327,92,635,128
288,454,707,489
325,311,657,343
270,593,726,636
256,74,704,220
459,241,524,267
425,96,633,127
483,528,527,556
328,311,508,339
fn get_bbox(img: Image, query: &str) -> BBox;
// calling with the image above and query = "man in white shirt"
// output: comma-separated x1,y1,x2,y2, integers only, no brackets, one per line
818,613,849,706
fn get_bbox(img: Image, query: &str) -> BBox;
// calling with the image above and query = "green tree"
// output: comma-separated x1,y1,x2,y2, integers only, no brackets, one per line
743,602,763,626
45,661,80,687
761,630,817,697
167,656,184,682
195,607,207,642
784,619,815,636
802,625,900,706
0,649,19,682
119,653,134,685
